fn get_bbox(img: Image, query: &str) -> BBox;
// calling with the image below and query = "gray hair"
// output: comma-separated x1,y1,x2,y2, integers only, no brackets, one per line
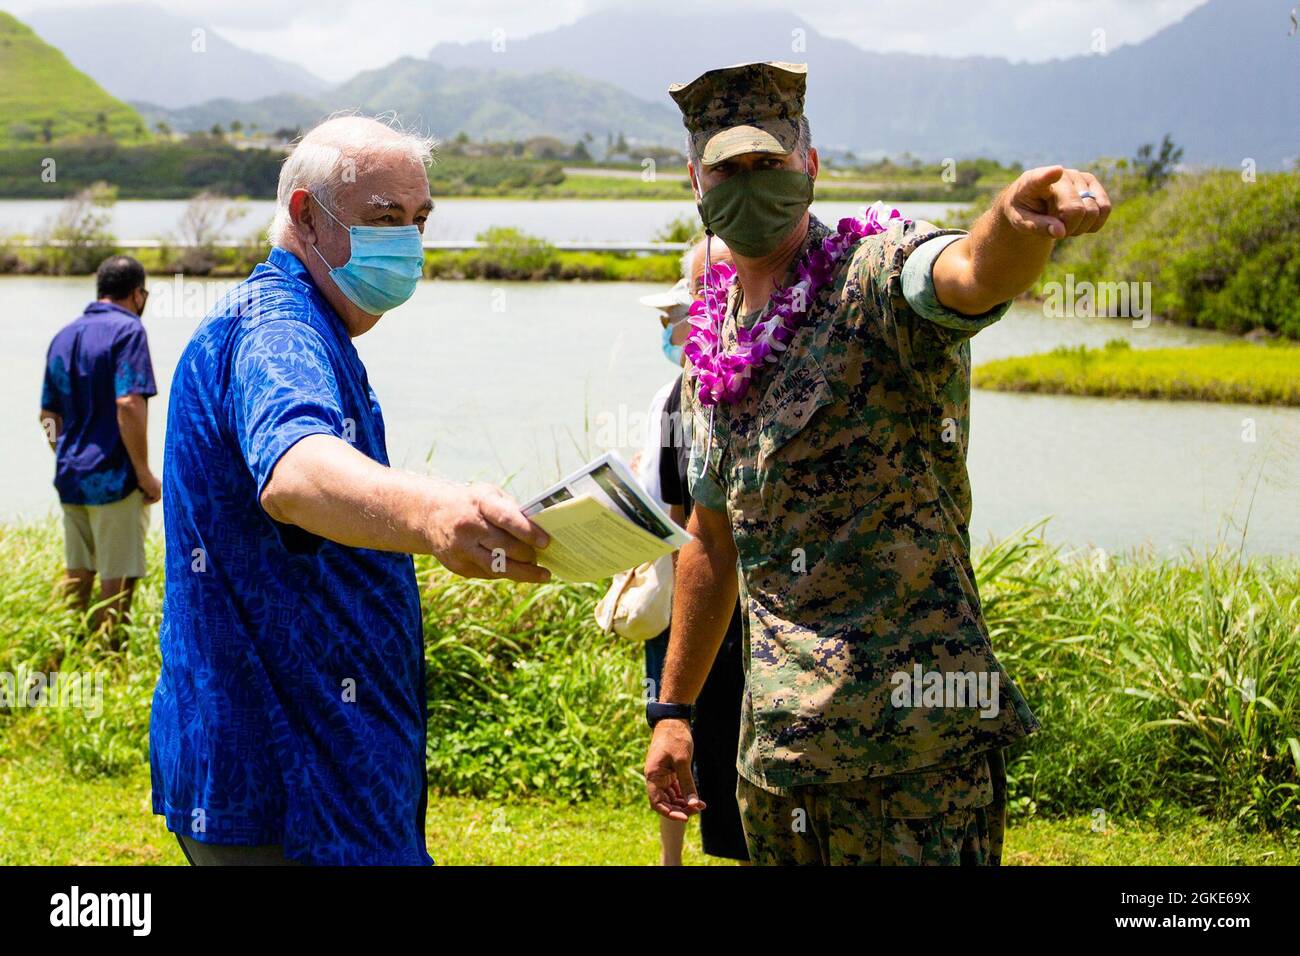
268,113,437,247
679,244,696,284
686,115,812,170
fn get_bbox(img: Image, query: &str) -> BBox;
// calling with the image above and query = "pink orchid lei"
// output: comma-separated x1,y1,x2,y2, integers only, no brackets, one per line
684,203,910,406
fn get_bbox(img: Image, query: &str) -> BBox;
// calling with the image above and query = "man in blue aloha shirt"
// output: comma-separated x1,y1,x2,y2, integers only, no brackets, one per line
151,116,551,866
41,255,159,636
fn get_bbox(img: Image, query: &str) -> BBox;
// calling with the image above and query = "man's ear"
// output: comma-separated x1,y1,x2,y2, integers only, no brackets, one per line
687,161,701,202
805,146,819,180
288,188,316,244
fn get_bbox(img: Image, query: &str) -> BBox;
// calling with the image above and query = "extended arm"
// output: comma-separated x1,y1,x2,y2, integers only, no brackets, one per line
933,165,1112,316
644,502,740,820
261,433,551,583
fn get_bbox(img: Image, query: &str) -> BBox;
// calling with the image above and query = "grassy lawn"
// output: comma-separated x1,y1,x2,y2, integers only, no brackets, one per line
974,340,1300,406
2,753,1295,866
3,522,1297,866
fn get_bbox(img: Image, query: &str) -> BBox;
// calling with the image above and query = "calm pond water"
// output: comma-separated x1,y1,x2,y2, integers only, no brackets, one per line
5,273,1298,556
0,198,967,243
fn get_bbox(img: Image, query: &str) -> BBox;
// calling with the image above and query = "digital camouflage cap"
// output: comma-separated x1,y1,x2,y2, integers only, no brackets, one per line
669,61,807,165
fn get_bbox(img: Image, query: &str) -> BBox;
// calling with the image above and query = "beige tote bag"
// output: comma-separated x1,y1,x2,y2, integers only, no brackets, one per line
593,554,674,642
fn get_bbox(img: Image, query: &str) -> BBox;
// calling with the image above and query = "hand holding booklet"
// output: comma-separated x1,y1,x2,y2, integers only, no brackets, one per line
522,452,692,582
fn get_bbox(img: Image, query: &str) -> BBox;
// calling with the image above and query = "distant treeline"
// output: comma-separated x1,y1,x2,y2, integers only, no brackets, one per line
428,156,567,195
0,140,580,200
848,155,1023,186
0,139,999,202
0,140,282,200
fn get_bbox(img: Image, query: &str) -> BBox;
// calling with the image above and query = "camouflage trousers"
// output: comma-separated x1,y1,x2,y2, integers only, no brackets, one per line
736,749,1006,866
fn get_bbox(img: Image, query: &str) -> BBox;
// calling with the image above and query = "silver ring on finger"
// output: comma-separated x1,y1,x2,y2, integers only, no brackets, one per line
1079,190,1098,201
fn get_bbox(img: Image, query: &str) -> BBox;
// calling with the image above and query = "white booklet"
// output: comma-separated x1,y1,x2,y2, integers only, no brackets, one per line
521,452,692,582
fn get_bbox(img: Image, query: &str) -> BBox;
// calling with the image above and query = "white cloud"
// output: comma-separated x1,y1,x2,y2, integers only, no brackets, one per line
0,0,1211,81
213,0,589,82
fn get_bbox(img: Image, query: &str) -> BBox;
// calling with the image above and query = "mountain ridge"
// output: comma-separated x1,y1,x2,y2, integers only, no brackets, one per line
26,2,329,109
15,0,1298,166
425,0,1299,166
134,58,683,145
0,10,149,149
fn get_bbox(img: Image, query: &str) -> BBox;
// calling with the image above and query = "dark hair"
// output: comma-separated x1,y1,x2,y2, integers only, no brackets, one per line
95,255,146,300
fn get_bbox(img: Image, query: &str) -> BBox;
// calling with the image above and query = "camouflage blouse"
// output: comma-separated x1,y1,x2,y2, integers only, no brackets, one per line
683,215,1039,791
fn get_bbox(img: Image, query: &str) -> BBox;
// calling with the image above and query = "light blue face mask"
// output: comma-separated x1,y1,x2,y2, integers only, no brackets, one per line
661,319,685,365
310,194,425,315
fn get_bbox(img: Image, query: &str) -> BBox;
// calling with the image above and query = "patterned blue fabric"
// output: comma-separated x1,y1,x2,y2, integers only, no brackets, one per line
41,301,156,504
150,247,431,865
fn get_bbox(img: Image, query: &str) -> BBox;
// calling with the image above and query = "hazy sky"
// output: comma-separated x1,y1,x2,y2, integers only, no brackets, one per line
3,0,1212,83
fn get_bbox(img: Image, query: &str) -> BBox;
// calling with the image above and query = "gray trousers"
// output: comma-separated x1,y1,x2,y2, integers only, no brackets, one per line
176,833,302,866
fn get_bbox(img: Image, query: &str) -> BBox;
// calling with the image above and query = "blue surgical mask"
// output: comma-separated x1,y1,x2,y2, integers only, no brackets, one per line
310,194,425,315
661,320,685,365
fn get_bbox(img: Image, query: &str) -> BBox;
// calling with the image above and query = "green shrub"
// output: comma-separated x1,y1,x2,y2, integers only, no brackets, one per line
35,181,118,275
655,214,702,245
468,227,559,279
1042,171,1300,339
417,566,643,801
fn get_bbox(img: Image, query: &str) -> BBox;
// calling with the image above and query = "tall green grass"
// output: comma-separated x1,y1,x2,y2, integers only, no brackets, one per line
1,519,1297,831
418,568,643,800
974,339,1300,406
979,526,1300,829
0,523,162,776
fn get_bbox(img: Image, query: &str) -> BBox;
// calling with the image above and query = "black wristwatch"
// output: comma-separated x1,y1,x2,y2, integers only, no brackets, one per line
646,700,694,729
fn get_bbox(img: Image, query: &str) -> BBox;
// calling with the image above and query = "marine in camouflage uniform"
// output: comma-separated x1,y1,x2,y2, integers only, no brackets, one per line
648,60,1077,866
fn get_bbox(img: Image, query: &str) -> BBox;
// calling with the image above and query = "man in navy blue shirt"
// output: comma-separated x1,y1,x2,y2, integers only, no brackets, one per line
41,255,159,635
151,116,551,866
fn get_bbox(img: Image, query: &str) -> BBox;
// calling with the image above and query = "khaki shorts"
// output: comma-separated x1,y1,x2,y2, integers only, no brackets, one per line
62,489,149,580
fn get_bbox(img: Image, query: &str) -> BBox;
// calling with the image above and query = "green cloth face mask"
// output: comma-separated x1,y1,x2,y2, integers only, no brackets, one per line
697,167,814,258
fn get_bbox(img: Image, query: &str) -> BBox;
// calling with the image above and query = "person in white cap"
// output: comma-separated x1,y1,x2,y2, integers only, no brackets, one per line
632,268,693,865
635,237,749,864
